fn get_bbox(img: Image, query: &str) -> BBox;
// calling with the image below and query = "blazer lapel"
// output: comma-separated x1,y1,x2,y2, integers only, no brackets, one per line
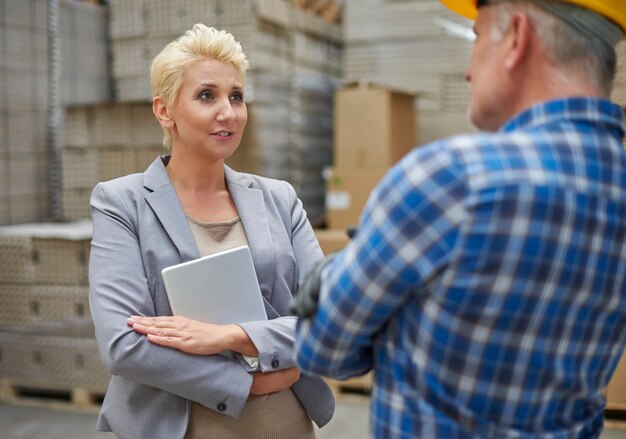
142,160,276,302
225,166,277,303
143,156,199,262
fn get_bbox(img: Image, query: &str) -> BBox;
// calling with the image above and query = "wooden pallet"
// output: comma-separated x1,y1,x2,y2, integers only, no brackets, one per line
0,380,104,413
605,403,626,428
325,372,373,399
607,402,626,412
605,420,626,430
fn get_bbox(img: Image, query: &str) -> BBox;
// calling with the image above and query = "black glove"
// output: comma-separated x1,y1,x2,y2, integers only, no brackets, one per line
290,252,337,318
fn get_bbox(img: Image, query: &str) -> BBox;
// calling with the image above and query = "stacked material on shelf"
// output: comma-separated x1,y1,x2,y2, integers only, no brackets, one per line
292,0,343,23
343,0,475,145
59,103,164,220
107,0,342,221
0,0,110,226
344,1,626,145
59,0,110,105
0,220,110,395
325,82,415,230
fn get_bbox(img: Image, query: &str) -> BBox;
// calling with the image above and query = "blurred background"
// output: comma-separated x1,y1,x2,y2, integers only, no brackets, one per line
0,0,624,437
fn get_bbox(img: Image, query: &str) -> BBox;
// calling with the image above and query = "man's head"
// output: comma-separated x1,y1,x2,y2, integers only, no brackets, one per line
441,0,625,131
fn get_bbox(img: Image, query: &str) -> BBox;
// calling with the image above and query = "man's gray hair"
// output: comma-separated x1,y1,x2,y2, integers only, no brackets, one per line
489,1,617,96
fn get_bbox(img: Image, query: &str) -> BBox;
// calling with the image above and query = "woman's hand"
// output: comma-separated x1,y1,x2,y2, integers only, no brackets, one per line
250,368,301,395
127,315,258,356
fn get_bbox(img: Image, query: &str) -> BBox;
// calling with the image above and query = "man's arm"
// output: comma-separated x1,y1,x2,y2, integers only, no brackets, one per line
294,144,466,378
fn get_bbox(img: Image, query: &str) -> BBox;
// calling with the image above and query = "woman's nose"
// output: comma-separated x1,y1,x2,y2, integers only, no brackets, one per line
216,99,236,122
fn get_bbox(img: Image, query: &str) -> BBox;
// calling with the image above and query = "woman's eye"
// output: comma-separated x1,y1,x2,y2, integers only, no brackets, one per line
198,91,213,101
230,93,244,102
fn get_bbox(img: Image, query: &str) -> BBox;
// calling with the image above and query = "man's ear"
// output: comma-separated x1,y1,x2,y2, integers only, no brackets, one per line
504,12,532,70
153,96,173,129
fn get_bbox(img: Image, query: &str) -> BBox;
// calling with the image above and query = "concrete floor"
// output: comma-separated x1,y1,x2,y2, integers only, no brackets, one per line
0,396,370,439
1,398,625,438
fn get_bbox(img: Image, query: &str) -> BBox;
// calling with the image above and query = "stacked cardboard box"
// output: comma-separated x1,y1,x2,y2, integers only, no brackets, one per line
326,82,416,230
607,354,626,410
316,82,416,254
0,221,110,397
343,0,475,146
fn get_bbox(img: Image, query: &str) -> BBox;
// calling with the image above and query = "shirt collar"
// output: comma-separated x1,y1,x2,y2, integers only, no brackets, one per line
501,97,626,137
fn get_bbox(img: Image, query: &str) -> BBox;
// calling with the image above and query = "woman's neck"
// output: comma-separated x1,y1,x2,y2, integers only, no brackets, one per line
166,152,227,195
166,150,238,222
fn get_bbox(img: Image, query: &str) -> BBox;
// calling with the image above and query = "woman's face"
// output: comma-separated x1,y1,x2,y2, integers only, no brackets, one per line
168,58,247,160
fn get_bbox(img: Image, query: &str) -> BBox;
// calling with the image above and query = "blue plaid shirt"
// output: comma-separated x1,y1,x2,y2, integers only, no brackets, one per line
295,98,626,438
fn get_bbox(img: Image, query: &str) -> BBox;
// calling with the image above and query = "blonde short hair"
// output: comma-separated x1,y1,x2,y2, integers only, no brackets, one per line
150,24,250,148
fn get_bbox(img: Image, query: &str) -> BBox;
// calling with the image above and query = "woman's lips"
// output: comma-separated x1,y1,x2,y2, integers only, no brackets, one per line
211,130,234,140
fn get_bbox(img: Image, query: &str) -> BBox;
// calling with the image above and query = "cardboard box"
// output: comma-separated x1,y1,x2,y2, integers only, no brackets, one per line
326,167,388,230
334,82,416,168
314,229,351,255
606,353,626,408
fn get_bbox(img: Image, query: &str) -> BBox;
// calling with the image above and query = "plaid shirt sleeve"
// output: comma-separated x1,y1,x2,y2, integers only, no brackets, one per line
295,143,467,378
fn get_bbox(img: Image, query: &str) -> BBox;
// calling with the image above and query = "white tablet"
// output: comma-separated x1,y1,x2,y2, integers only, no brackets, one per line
161,245,268,324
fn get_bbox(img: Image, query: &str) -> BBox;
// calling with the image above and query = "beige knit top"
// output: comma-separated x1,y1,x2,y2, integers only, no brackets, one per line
184,216,315,439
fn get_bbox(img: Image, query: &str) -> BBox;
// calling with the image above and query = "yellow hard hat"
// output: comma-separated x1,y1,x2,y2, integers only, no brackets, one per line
440,0,626,34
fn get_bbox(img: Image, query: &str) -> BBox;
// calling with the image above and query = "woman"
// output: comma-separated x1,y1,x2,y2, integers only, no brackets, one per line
89,24,334,439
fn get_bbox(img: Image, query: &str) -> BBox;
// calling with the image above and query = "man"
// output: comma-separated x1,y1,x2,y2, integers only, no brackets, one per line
293,0,626,437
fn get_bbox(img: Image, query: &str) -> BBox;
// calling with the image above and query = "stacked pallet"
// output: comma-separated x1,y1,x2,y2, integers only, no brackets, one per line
0,0,50,225
0,0,110,226
0,0,49,185
58,0,110,105
0,221,109,407
292,0,343,23
109,0,218,102
59,103,164,220
343,0,475,145
224,1,341,221
105,0,341,222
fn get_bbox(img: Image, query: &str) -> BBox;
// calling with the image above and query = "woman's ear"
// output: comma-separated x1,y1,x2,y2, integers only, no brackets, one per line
153,96,173,128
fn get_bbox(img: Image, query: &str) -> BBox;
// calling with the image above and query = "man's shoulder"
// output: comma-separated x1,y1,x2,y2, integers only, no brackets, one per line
432,130,528,150
395,130,543,188
407,131,521,165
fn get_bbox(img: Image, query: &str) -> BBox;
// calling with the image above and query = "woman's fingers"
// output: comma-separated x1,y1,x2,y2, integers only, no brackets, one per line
127,315,226,355
131,322,171,337
132,323,182,349
127,315,179,327
146,333,177,348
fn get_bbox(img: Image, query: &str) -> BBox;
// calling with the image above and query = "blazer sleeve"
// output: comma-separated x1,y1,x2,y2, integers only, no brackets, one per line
89,181,253,418
237,180,324,372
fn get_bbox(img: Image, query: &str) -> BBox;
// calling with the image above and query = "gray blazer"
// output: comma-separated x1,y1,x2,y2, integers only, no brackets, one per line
89,156,334,439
